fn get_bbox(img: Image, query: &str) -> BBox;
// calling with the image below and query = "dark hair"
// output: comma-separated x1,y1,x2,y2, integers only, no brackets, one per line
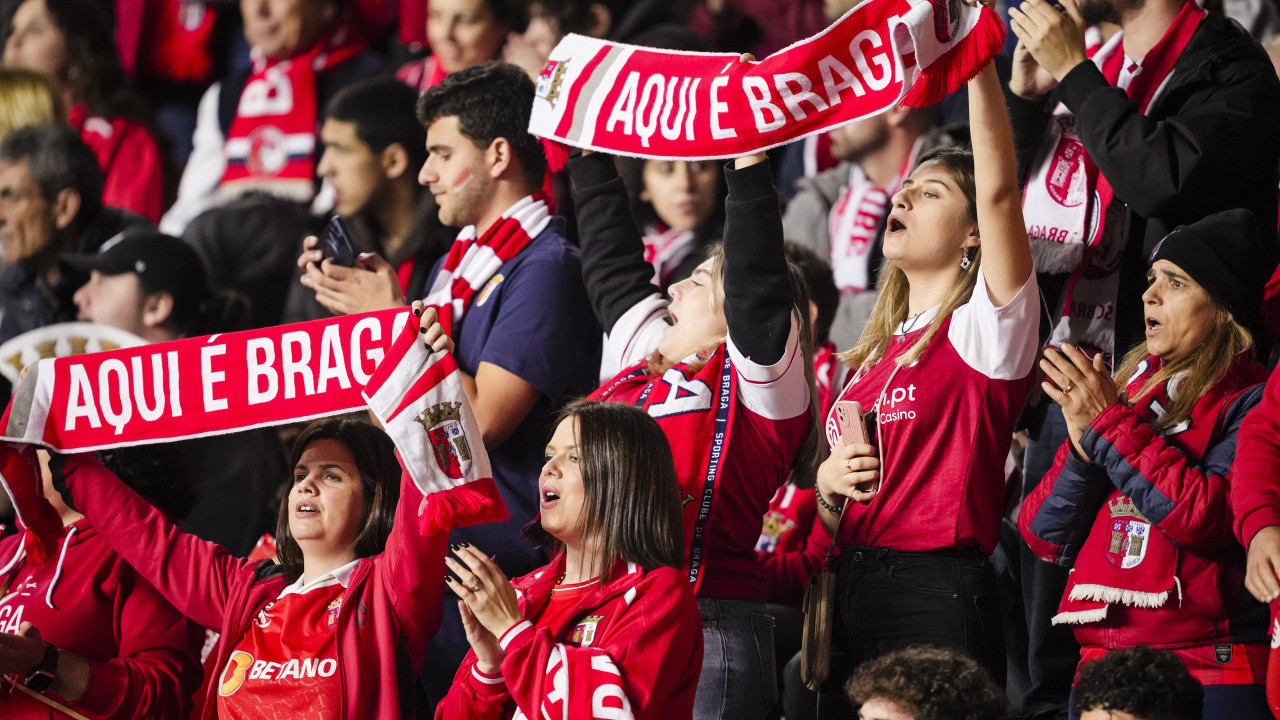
0,122,102,226
416,61,547,188
1071,646,1203,720
12,0,136,119
846,646,1006,720
326,76,428,173
783,241,839,346
136,274,253,338
525,400,683,584
913,145,976,222
96,443,197,520
274,417,401,583
615,156,726,243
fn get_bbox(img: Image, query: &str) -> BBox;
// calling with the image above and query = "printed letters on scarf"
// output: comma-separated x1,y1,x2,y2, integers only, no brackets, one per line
528,0,1005,160
590,346,736,594
1021,2,1204,357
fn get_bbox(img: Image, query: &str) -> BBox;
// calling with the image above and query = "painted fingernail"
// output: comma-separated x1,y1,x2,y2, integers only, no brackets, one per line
445,576,454,582
413,306,423,316
461,542,471,548
420,327,428,334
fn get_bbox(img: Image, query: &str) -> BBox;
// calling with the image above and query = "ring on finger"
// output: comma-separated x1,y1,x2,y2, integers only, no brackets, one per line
1062,381,1074,393
468,581,482,592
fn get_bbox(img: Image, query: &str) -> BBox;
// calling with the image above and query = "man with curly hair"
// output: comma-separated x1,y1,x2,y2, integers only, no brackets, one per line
1072,646,1203,720
845,646,1006,720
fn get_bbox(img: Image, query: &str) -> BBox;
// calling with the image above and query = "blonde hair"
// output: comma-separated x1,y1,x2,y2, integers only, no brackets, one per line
1112,307,1254,431
840,147,979,370
0,68,63,138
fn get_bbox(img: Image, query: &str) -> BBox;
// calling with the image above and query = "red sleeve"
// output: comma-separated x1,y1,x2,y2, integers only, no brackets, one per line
499,569,703,720
377,467,451,661
72,566,202,719
62,453,258,630
1234,372,1280,547
760,510,831,607
99,119,165,223
434,647,512,720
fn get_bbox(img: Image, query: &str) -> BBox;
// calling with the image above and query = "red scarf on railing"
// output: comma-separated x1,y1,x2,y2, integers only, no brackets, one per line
422,193,552,328
528,0,1004,160
222,26,365,200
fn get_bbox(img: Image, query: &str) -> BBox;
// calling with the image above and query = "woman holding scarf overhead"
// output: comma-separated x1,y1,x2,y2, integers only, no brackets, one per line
812,55,1039,685
1020,209,1271,718
566,143,818,720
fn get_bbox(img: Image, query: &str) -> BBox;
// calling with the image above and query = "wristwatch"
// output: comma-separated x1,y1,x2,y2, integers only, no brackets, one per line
24,641,58,693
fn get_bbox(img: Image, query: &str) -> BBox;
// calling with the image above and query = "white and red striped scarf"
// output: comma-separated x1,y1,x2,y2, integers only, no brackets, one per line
423,193,552,328
1021,3,1204,357
827,140,921,295
642,224,697,288
221,26,365,201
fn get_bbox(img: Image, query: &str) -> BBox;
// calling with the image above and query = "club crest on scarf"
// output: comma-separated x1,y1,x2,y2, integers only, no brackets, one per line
1107,496,1150,569
414,402,473,480
931,0,962,42
247,126,289,176
570,615,604,646
755,511,796,553
536,59,569,107
1046,118,1086,209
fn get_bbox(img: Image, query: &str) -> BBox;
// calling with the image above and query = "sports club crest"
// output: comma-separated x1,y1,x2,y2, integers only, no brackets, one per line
247,125,288,176
414,402,473,479
755,511,796,553
325,597,342,629
536,59,569,107
1106,497,1150,569
1046,119,1087,208
570,615,605,647
476,273,504,306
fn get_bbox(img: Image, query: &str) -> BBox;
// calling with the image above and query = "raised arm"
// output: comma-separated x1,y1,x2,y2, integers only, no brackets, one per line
970,63,1035,307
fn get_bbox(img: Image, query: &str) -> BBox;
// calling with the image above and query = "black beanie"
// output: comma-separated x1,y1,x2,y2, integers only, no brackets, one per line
1148,209,1264,327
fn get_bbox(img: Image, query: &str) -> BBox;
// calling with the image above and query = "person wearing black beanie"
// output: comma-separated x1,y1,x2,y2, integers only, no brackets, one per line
1022,208,1274,718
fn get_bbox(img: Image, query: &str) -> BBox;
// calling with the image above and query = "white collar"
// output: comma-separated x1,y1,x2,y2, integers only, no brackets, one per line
278,559,359,599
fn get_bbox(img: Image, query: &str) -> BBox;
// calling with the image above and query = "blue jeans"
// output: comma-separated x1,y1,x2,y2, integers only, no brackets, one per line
695,598,778,720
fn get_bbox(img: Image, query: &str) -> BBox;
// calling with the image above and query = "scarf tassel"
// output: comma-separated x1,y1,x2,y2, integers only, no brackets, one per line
1052,606,1109,625
416,476,510,535
1068,582,1172,609
900,7,1007,108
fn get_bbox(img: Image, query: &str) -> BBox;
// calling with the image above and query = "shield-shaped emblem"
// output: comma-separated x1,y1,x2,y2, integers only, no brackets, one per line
571,615,605,647
326,598,342,629
428,420,472,480
1106,517,1150,569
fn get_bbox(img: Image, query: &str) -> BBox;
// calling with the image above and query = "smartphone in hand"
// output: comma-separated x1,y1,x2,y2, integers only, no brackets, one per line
318,215,357,267
834,400,880,494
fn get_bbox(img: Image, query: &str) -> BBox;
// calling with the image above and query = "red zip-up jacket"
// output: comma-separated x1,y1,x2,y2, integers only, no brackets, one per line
437,555,703,720
59,452,451,720
1231,366,1280,549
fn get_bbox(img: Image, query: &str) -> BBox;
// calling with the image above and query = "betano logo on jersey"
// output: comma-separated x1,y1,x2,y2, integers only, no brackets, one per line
218,650,339,696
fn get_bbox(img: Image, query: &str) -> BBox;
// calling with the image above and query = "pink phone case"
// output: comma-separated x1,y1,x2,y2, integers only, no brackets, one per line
834,401,868,446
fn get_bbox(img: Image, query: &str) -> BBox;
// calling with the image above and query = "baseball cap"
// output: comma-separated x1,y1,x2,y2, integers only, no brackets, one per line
64,230,212,311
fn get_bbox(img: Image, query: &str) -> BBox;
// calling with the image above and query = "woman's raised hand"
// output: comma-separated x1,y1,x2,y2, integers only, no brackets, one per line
458,601,505,675
446,544,523,640
412,301,455,355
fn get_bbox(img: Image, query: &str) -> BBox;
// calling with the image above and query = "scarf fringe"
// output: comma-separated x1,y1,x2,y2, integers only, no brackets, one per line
1052,606,1109,625
1030,236,1087,274
1068,582,1171,608
901,7,1006,108
417,476,510,535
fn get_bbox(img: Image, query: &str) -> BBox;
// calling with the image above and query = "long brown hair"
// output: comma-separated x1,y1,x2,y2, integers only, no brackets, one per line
274,417,401,583
1112,307,1254,431
840,147,979,371
526,400,683,584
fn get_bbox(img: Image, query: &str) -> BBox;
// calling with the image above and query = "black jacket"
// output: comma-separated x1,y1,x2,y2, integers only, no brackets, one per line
1008,12,1280,353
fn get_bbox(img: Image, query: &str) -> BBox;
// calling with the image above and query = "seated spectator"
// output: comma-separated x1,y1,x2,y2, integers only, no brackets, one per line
0,445,203,719
782,105,946,350
1020,209,1271,717
1071,646,1203,720
398,0,518,93
0,123,152,346
437,400,703,720
160,0,386,235
4,0,166,222
68,231,285,556
0,67,61,138
845,646,1007,720
285,76,453,324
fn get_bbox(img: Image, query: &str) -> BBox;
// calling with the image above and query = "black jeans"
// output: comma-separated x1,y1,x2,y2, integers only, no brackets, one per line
836,547,1005,678
782,547,1006,720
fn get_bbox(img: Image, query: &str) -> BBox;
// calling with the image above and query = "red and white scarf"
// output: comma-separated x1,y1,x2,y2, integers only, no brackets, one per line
528,0,1004,160
1053,353,1250,625
423,193,552,328
1022,3,1204,356
222,26,366,200
814,341,849,415
642,224,697,288
827,139,922,294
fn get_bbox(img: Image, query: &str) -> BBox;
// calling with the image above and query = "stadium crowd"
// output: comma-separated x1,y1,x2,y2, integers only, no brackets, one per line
0,0,1276,717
